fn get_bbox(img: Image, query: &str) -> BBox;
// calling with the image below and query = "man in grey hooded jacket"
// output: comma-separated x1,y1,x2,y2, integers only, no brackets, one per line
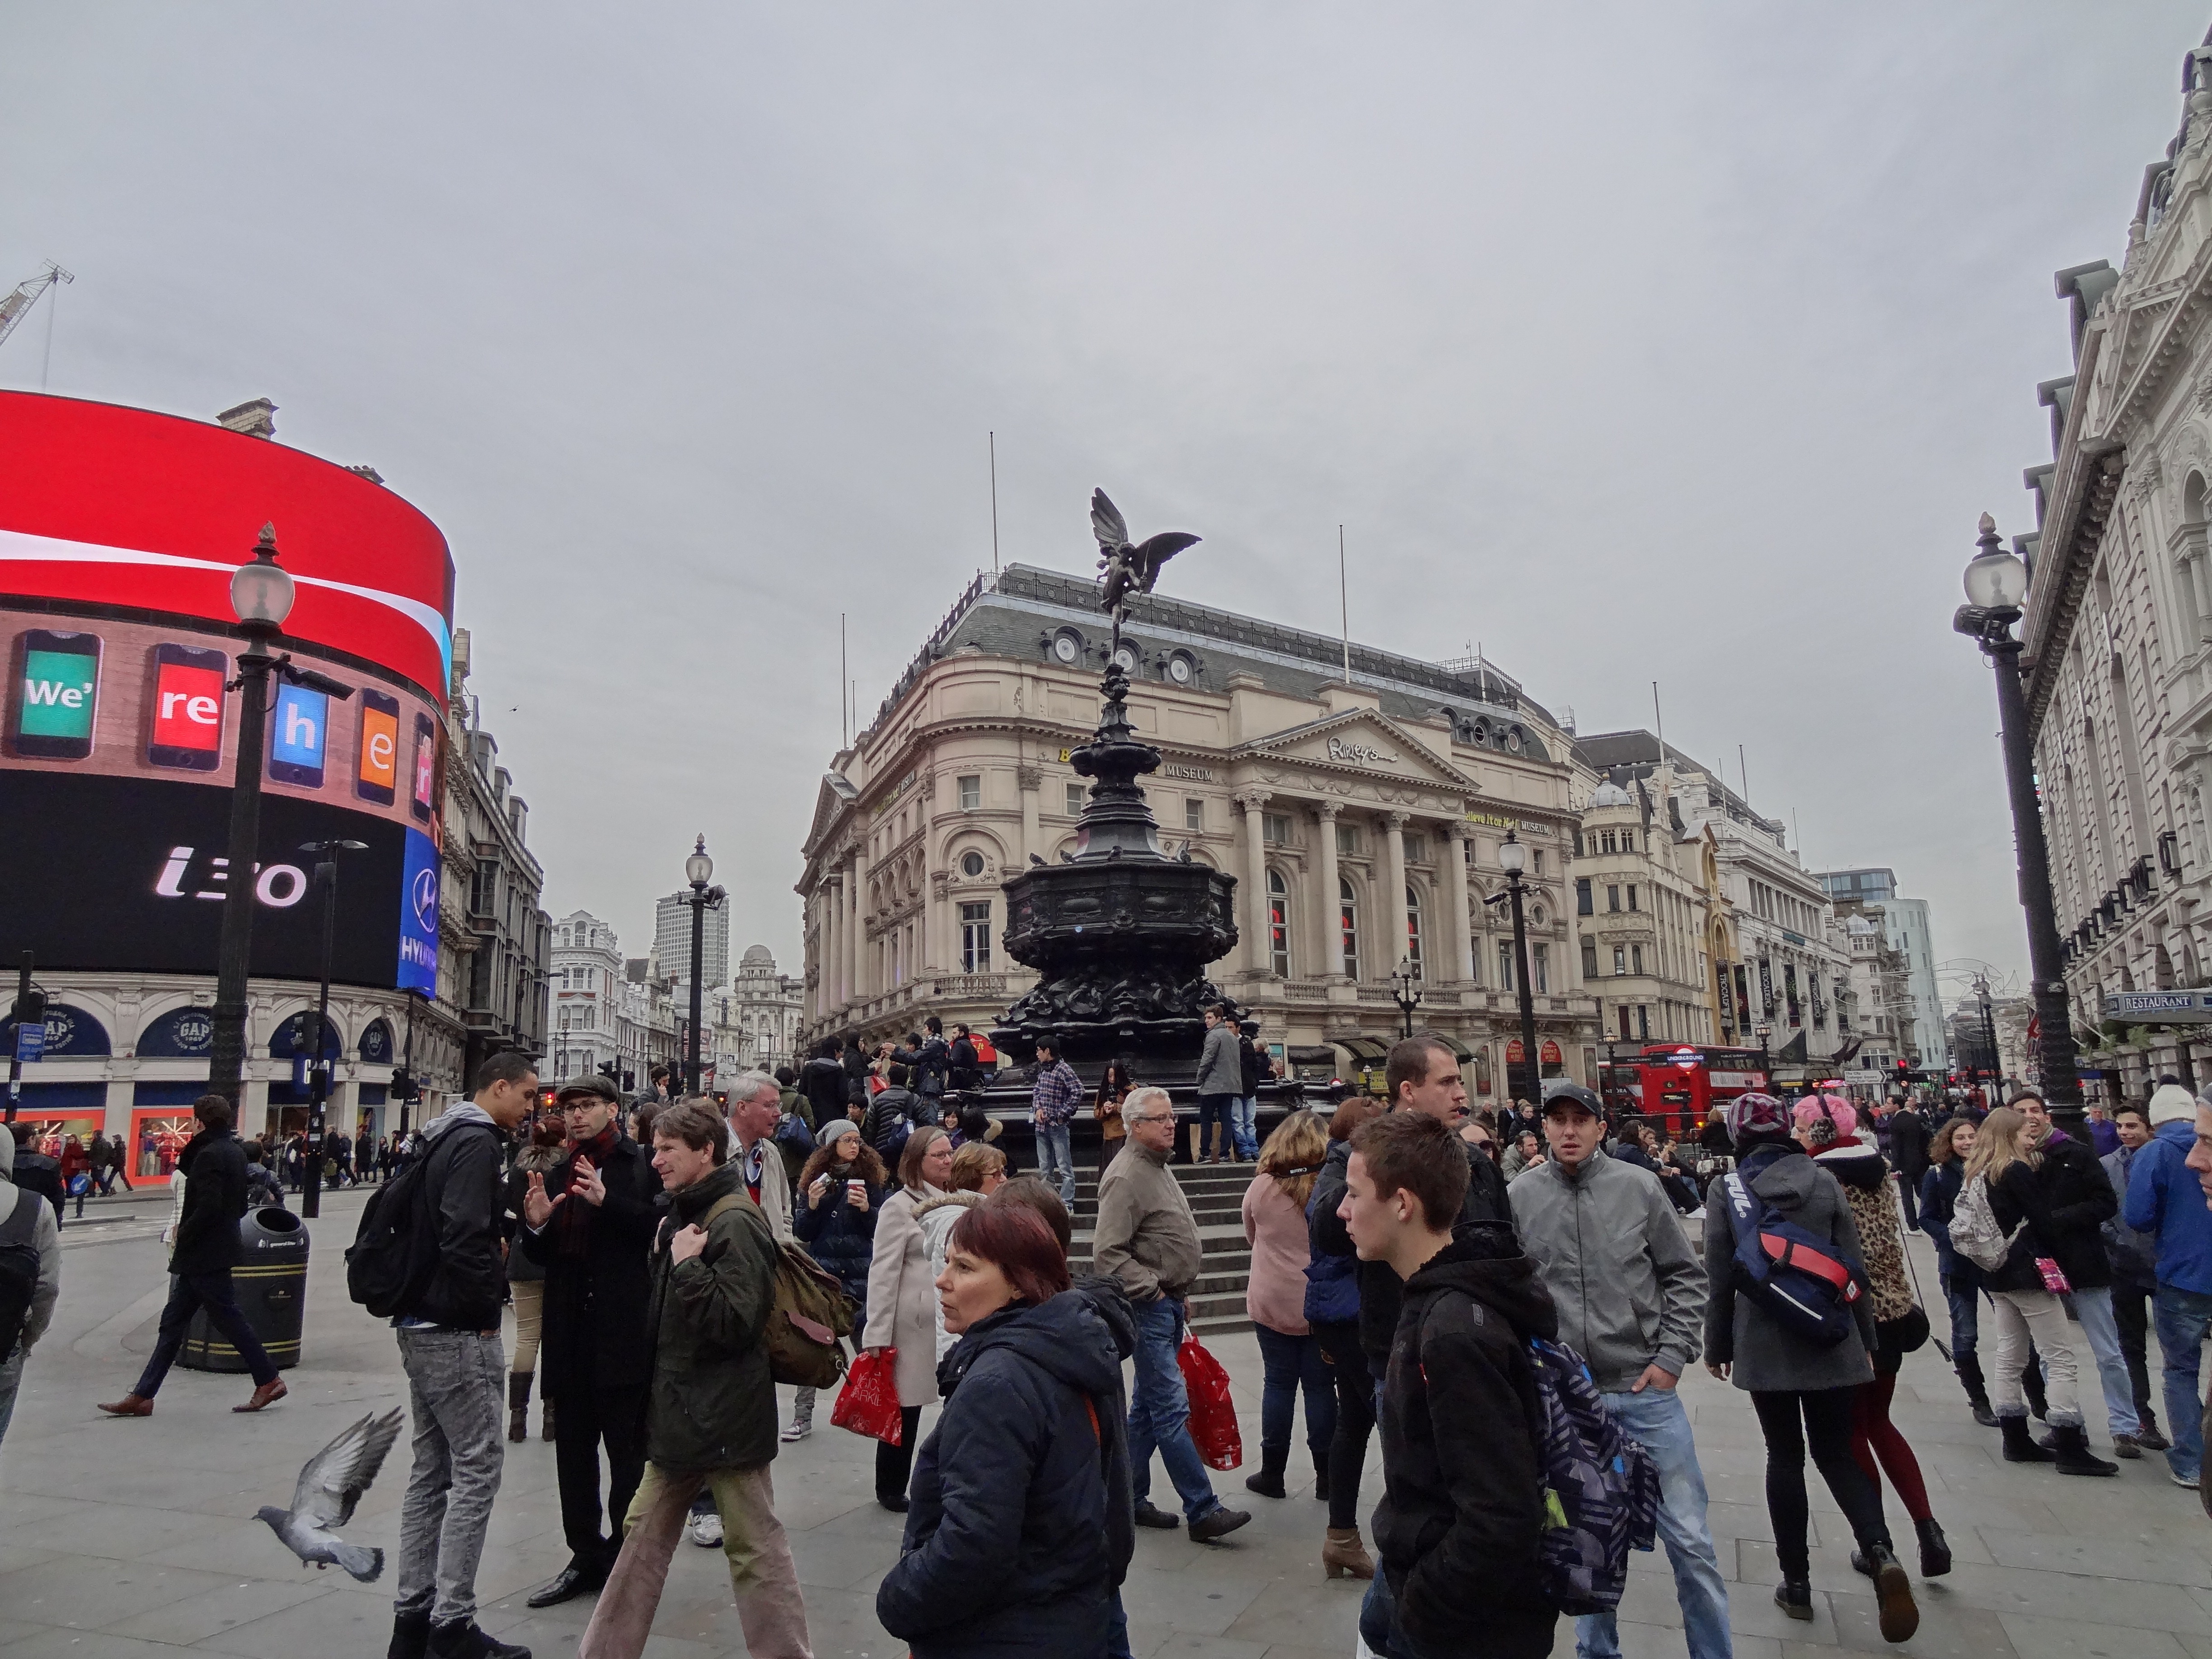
1508,1083,1728,1659
0,1124,61,1447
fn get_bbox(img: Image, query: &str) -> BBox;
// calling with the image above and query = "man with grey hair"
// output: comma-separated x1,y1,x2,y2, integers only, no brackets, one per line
687,1075,793,1550
1094,1084,1249,1542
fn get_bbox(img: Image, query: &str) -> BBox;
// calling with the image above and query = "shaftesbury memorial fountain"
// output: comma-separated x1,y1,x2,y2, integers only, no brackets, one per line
991,491,1241,1082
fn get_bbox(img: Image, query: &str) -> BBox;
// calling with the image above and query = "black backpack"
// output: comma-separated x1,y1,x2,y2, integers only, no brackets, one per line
0,1187,45,1358
345,1124,492,1318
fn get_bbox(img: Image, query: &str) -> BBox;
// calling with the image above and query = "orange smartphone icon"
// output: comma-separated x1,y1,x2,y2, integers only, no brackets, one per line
357,690,399,806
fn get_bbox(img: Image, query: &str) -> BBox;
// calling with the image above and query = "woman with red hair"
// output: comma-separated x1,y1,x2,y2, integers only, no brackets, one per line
875,1203,1134,1659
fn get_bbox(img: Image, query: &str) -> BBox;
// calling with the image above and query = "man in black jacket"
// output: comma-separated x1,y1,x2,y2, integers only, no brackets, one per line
1887,1101,1931,1230
799,1039,848,1125
1343,1109,1558,1659
517,1073,664,1607
1311,1035,1511,1378
390,1052,536,1659
97,1093,286,1415
947,1024,983,1092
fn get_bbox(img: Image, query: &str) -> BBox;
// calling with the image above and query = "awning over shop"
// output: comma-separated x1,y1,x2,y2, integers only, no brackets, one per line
1328,1035,1391,1064
1429,1034,1475,1060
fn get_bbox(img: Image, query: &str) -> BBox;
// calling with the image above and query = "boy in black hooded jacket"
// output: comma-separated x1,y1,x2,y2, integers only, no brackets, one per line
1342,1110,1558,1659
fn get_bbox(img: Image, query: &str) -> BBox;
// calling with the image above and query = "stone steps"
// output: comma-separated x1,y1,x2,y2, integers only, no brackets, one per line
1060,1159,1264,1336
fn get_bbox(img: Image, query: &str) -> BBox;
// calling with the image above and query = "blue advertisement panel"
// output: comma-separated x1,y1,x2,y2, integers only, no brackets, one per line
398,826,439,994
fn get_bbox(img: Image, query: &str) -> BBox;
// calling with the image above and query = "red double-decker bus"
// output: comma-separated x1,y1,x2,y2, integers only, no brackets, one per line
1598,1045,1770,1137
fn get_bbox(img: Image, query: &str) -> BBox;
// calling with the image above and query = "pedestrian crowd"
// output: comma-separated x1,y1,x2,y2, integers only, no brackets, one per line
17,1028,2212,1659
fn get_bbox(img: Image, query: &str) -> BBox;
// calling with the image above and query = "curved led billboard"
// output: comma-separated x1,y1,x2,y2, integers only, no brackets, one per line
0,393,453,705
0,394,452,993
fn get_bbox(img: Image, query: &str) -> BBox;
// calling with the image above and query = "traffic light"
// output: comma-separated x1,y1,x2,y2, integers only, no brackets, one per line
388,1067,416,1102
598,1062,619,1082
9,988,45,1027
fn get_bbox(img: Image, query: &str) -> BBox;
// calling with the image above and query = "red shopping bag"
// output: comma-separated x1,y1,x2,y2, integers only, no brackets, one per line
832,1348,904,1445
1177,1331,1242,1471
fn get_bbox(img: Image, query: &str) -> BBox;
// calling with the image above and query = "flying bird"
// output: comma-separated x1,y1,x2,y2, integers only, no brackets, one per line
257,1408,405,1583
1092,490,1200,624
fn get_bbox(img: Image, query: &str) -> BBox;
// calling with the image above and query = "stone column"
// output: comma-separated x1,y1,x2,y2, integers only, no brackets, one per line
1237,792,1272,972
1384,811,1411,976
822,877,841,1016
1445,821,1475,984
928,871,951,975
1317,801,1345,978
1018,763,1043,864
852,849,871,1003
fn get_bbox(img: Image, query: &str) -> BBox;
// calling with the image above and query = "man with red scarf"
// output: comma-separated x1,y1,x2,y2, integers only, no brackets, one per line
519,1074,664,1607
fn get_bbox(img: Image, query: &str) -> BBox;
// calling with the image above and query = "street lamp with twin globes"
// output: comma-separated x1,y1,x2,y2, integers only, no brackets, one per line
1951,512,2084,1136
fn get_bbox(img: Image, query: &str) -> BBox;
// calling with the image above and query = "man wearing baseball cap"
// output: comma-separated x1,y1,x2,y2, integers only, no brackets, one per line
2123,1083,2212,1491
516,1073,664,1607
1510,1081,1727,1659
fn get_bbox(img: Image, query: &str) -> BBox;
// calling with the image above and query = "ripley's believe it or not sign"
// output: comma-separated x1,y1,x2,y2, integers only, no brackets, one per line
0,392,451,993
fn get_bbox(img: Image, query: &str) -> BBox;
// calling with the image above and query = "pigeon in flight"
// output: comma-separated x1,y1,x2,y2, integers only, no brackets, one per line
256,1408,405,1582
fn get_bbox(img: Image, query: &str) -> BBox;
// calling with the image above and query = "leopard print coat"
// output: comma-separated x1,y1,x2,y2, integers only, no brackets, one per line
1817,1143,1918,1324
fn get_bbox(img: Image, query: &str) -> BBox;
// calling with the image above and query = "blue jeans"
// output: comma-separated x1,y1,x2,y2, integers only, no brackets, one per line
1036,1120,1075,1206
1576,1388,1729,1659
1196,1094,1237,1160
2153,1284,2212,1481
2070,1286,2139,1438
1128,1297,1221,1523
1232,1096,1260,1161
1942,1274,1979,1361
1253,1324,1336,1463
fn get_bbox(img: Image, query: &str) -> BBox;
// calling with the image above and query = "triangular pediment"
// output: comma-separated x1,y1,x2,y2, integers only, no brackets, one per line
1237,709,1476,789
801,771,858,861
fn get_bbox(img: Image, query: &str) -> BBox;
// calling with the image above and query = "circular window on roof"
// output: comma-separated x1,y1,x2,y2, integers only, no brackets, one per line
1505,727,1524,754
960,851,986,878
1112,641,1139,673
1166,651,1195,685
1051,628,1083,665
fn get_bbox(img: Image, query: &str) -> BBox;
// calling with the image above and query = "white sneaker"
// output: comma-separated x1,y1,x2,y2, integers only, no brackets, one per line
779,1414,813,1443
1688,1207,1706,1220
687,1508,724,1547
2172,1471,2201,1491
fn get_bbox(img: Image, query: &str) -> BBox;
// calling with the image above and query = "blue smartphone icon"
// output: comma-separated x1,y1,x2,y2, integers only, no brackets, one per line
269,683,329,787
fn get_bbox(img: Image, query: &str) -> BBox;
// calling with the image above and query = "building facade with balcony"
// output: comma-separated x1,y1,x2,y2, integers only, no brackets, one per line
1818,869,1948,1072
2015,32,2212,1099
797,563,1603,1095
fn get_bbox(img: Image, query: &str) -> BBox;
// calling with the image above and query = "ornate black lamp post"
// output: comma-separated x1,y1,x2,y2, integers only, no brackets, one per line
1755,1021,1773,1084
297,838,366,1218
1493,831,1541,1105
1953,512,2084,1135
206,528,353,1116
1389,957,1424,1038
682,837,726,1096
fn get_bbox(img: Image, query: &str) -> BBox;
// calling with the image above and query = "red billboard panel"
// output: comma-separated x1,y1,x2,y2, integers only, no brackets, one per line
0,393,453,706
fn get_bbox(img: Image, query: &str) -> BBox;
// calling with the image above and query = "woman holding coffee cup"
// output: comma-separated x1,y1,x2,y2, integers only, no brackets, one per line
785,1120,888,1442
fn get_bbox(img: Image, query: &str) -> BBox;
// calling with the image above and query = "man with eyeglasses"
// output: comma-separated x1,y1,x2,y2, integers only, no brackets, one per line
1094,1085,1251,1543
516,1073,664,1608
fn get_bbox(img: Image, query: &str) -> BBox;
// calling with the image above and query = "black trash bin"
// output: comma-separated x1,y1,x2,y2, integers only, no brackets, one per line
180,1205,308,1372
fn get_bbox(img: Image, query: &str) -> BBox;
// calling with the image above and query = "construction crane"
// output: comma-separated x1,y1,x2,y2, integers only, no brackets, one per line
0,262,74,353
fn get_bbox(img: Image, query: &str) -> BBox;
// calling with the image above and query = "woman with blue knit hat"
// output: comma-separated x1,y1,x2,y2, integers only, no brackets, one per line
1703,1092,1919,1644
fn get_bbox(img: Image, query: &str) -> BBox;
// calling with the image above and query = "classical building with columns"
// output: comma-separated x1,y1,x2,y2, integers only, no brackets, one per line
797,564,1603,1096
2017,33,2212,1099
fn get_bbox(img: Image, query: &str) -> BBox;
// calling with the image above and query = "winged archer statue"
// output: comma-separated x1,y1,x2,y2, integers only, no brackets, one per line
1092,488,1200,654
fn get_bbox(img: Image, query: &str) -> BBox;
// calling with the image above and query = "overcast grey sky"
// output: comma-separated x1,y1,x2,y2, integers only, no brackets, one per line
7,4,2203,987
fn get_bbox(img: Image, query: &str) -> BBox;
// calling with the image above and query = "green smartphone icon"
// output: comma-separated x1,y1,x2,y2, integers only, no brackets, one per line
12,630,101,760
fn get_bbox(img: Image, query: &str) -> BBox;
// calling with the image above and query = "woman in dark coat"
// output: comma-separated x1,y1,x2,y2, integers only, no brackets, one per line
876,1202,1133,1659
784,1120,886,1444
1917,1117,1995,1424
1705,1093,1917,1642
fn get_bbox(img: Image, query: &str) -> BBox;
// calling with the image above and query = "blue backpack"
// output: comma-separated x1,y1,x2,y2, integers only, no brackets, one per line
1524,1337,1661,1615
1722,1157,1865,1348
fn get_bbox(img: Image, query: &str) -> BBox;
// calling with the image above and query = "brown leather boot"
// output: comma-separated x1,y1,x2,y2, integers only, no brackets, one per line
541,1397,556,1441
1322,1526,1375,1580
234,1377,288,1413
97,1393,152,1417
508,1372,532,1443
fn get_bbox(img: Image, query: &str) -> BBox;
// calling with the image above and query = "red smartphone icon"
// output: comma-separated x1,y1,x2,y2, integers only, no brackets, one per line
410,712,437,821
148,642,229,771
